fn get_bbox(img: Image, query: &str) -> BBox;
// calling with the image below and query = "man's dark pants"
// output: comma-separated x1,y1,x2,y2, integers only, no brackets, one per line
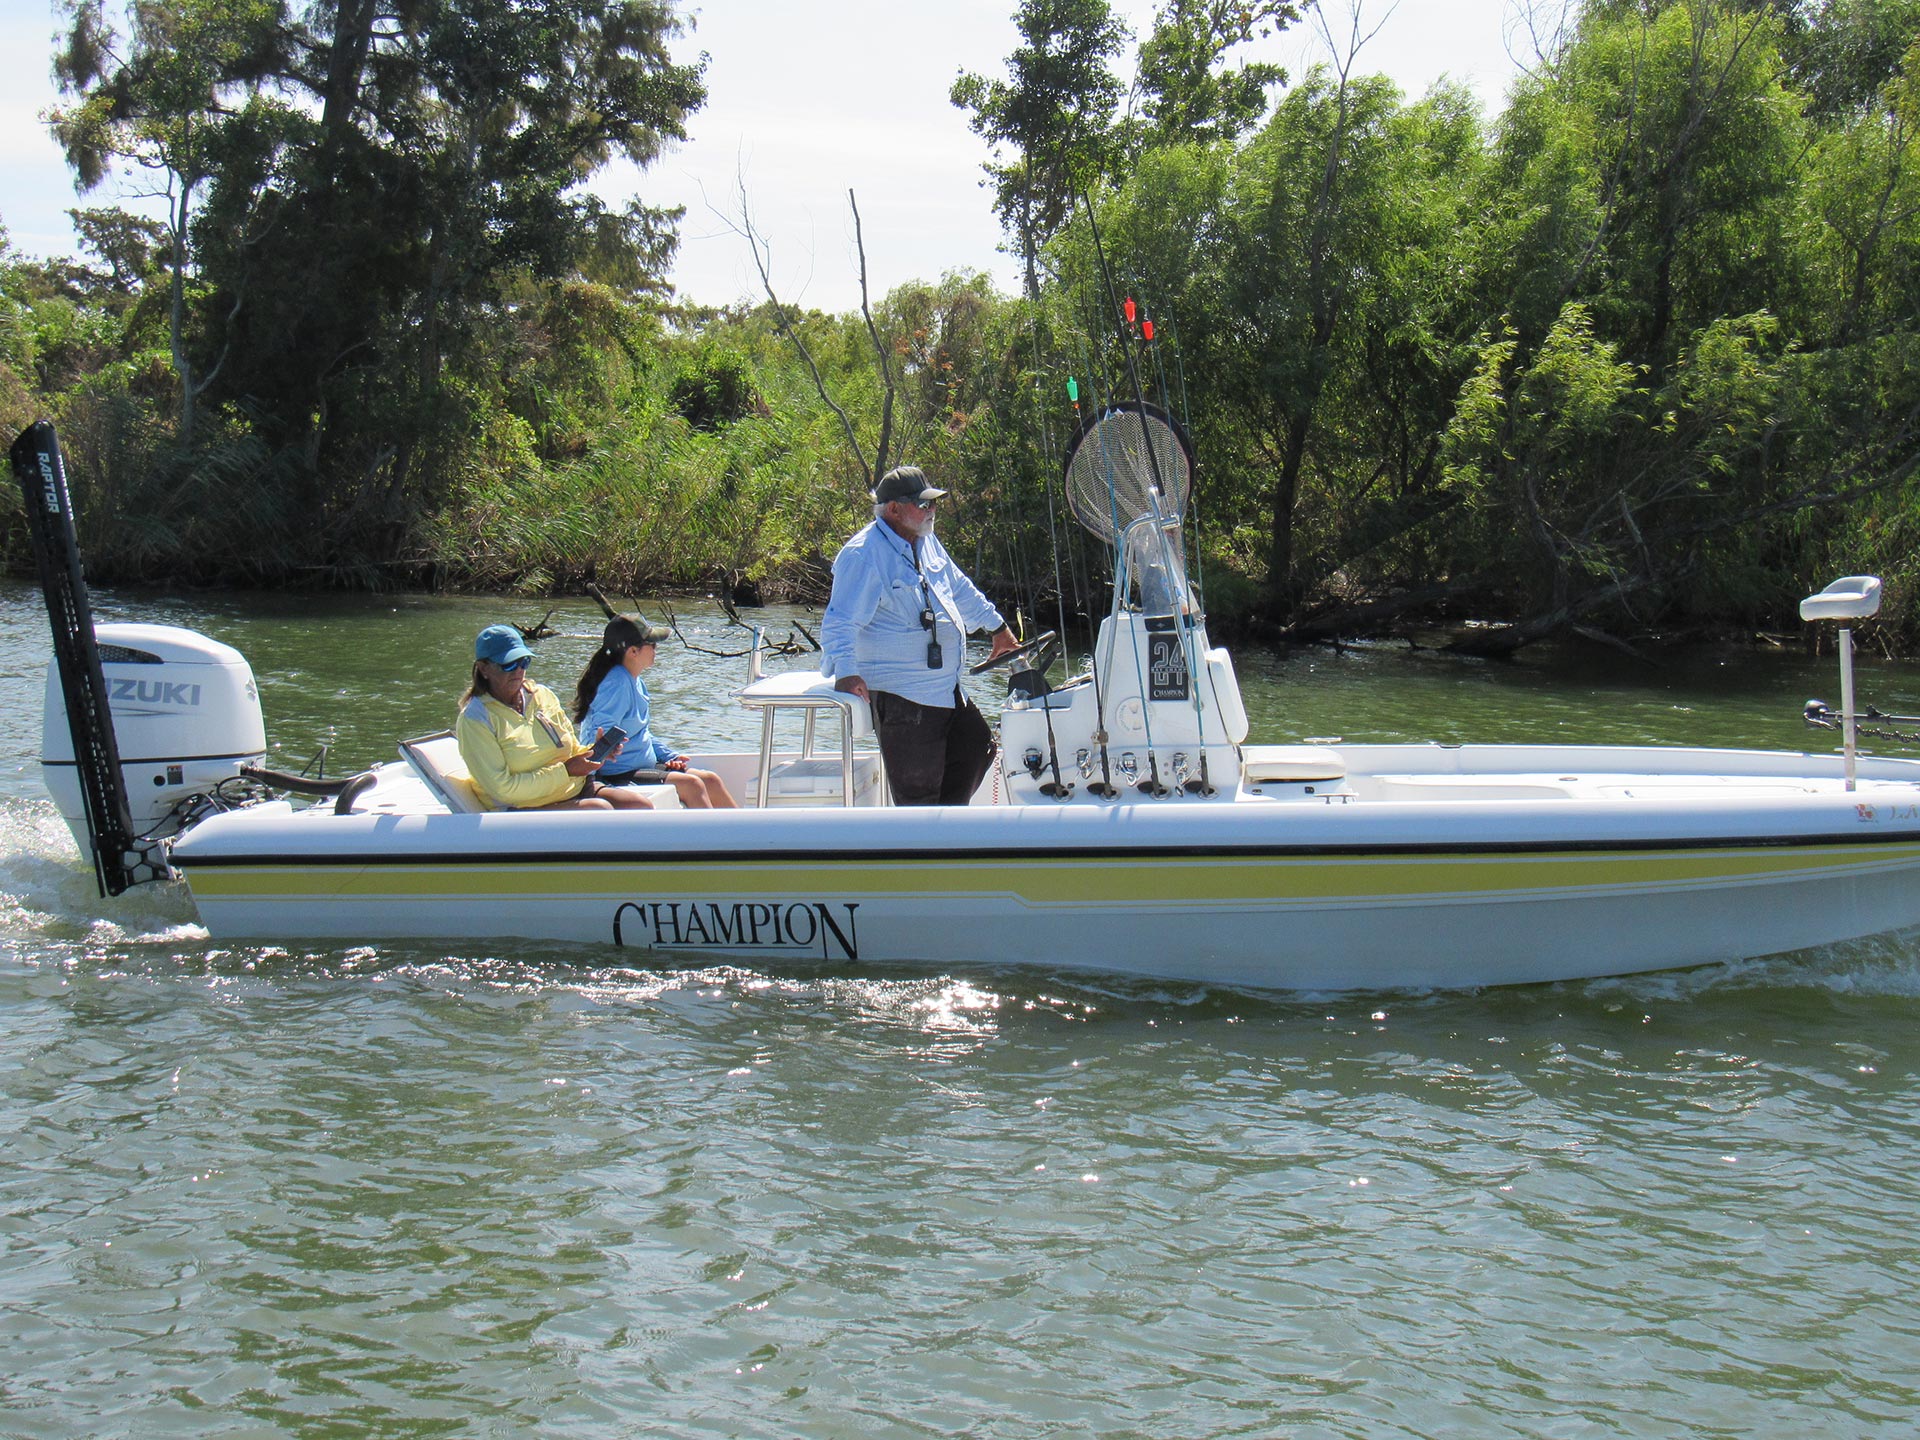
870,690,996,805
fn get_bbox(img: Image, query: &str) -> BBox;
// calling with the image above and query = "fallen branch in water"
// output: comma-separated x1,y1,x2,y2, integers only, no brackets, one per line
654,598,821,661
514,609,558,642
578,585,817,660
582,582,620,623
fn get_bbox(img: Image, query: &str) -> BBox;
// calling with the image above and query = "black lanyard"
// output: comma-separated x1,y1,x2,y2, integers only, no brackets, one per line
899,530,946,669
897,529,938,625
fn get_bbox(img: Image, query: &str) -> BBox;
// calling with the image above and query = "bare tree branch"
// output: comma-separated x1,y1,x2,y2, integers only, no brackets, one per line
654,596,818,658
712,173,872,488
850,189,898,477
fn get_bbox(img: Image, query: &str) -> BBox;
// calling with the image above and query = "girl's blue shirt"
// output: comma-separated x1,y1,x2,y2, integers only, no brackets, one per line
581,667,680,775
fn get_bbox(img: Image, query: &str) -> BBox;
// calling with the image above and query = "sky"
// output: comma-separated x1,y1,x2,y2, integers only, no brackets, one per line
0,0,1541,313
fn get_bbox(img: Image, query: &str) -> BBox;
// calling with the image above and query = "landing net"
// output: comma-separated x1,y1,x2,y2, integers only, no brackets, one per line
1061,401,1194,546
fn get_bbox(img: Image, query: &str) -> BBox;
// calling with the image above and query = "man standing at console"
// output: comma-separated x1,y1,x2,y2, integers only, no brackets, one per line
823,466,1020,805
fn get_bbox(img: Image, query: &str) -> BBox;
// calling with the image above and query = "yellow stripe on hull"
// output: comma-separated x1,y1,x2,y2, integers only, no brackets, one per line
183,839,1920,908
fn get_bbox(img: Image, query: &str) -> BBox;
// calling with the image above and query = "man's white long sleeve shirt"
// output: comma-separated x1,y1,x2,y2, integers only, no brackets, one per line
820,520,1004,707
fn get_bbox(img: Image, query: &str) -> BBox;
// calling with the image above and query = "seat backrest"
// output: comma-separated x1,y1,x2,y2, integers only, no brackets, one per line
399,731,495,813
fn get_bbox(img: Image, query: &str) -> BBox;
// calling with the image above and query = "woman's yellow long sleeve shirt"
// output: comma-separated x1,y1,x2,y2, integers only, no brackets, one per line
455,680,587,810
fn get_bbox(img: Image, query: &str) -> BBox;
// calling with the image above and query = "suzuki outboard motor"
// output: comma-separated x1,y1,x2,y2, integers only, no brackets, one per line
12,420,266,893
41,623,266,862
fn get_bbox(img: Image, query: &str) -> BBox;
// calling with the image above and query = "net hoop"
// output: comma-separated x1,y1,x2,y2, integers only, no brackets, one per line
1060,401,1195,546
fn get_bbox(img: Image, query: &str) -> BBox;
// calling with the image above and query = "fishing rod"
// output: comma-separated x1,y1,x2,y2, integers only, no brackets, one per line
998,447,1072,798
1057,321,1119,796
1161,313,1209,606
1030,306,1072,653
1075,189,1210,797
1021,323,1075,799
1077,192,1172,502
1122,298,1218,791
1069,201,1164,795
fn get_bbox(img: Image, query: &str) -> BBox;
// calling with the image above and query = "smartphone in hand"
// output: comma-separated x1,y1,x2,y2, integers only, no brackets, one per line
588,725,628,764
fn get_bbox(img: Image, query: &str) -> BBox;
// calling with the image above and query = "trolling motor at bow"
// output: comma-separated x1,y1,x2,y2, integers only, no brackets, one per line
1804,698,1920,745
1798,575,1884,792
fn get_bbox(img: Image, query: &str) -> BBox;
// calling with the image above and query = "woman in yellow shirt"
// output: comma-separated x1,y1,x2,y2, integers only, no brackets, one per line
455,625,652,811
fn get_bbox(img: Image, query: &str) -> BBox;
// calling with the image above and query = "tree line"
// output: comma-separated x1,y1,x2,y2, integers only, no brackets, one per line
2,0,1917,654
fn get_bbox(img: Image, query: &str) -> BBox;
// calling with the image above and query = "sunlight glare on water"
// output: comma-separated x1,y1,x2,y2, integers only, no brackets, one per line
3,581,1920,1437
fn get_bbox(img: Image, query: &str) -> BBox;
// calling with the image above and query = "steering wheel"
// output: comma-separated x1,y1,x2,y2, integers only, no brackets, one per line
969,630,1059,675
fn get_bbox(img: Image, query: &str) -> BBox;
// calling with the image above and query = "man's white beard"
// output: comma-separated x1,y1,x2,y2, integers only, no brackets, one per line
901,511,934,538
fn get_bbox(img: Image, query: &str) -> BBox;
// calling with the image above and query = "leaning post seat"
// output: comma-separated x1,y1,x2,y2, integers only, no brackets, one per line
733,669,883,808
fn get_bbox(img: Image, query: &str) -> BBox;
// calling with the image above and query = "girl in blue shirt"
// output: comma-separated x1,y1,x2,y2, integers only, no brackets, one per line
572,616,738,809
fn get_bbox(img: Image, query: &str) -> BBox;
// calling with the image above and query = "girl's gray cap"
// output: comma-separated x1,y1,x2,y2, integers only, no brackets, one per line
603,615,670,651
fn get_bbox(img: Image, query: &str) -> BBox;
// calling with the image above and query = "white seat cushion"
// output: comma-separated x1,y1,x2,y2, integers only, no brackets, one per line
400,733,495,813
736,669,872,738
1242,746,1346,783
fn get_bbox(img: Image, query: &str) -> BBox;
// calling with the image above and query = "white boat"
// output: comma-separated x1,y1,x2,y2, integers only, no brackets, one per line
18,416,1920,991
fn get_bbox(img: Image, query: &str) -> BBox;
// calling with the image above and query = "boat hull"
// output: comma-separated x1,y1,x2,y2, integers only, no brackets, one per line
170,754,1920,990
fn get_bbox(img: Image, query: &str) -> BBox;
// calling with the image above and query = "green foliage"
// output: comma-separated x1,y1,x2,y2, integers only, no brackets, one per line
1780,0,1920,118
69,207,166,297
11,0,1920,658
1493,0,1807,374
952,0,1131,297
44,0,707,526
1129,0,1301,150
669,349,756,431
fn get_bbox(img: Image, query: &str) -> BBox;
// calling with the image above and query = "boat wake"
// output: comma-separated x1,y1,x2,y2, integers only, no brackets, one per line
1581,928,1920,1003
0,797,204,954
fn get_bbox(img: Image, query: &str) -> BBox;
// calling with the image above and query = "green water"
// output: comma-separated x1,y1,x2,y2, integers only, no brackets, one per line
3,581,1919,1437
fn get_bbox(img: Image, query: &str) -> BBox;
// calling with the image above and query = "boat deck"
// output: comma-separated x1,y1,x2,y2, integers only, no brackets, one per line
288,737,1920,821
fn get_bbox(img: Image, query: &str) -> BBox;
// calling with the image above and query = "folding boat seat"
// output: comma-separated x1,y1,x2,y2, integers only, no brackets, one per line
400,732,494,812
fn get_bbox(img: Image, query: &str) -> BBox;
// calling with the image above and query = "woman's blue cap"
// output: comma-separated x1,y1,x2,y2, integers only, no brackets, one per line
475,624,533,666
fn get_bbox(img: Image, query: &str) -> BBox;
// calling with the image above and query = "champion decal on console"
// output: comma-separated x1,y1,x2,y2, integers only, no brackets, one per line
613,900,861,960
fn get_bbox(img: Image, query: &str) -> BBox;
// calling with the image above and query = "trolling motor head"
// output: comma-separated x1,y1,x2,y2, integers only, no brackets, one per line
1800,575,1883,792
